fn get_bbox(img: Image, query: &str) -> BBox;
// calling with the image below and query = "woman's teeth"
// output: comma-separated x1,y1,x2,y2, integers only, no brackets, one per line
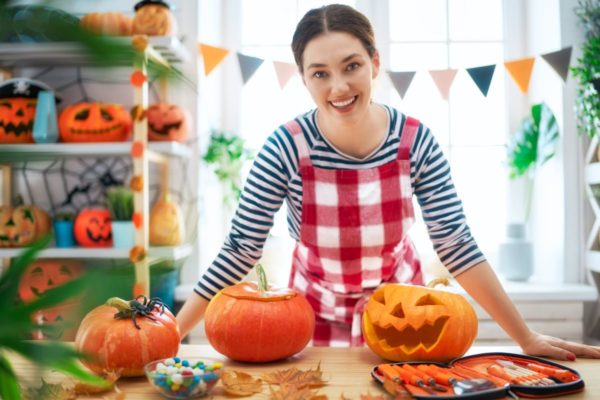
331,96,356,108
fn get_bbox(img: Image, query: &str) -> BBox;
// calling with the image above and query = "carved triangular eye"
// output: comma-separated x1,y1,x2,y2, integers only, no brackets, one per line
373,290,385,305
415,294,443,306
390,302,405,318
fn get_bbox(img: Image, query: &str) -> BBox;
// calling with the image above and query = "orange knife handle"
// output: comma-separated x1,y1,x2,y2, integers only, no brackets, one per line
527,363,572,381
487,364,515,382
378,364,400,382
417,365,449,385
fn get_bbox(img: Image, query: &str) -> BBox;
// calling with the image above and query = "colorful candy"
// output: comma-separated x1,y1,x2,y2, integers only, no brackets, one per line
146,357,223,399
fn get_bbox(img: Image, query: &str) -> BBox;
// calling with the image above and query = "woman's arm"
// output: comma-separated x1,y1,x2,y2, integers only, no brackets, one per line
176,293,210,340
456,261,600,360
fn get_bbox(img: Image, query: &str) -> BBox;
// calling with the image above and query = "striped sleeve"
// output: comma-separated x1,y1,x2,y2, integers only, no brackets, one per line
194,127,293,300
410,122,486,276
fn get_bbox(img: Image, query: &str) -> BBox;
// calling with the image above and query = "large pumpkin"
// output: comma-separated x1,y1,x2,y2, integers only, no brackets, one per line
0,205,51,247
75,297,180,376
149,195,184,245
74,208,113,247
59,102,132,143
147,103,190,142
204,265,315,362
362,278,478,362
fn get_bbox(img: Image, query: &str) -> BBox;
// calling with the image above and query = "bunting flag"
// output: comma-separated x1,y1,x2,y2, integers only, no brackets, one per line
504,57,536,93
387,71,416,99
429,69,458,100
466,65,496,97
541,47,572,83
237,53,264,84
273,61,298,89
198,43,229,76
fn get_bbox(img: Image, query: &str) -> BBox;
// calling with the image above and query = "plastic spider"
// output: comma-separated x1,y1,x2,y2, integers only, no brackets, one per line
114,295,169,329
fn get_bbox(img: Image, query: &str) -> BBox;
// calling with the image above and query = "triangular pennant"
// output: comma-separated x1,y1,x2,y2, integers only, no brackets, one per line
541,47,572,82
429,69,458,100
273,61,298,89
387,71,416,99
237,53,264,84
198,43,229,76
466,64,496,96
504,57,536,93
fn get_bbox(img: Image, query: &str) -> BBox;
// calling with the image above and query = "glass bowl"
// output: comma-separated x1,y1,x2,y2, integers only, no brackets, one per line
144,357,224,399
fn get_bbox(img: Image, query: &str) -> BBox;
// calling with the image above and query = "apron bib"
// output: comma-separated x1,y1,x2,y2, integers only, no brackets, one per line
288,116,423,347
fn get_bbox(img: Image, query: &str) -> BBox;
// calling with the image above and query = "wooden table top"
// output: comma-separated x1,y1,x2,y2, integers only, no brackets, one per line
8,344,600,399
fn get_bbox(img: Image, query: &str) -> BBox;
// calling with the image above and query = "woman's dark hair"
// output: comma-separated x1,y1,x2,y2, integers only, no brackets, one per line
291,4,376,72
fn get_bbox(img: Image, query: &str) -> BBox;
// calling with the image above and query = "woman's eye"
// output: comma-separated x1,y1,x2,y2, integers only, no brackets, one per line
313,71,327,79
347,62,360,71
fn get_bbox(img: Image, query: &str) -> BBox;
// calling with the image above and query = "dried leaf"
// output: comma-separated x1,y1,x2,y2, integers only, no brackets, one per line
262,367,301,385
359,393,386,400
262,363,326,388
222,370,263,396
73,369,121,395
339,395,352,400
269,384,318,400
311,395,329,400
22,379,75,400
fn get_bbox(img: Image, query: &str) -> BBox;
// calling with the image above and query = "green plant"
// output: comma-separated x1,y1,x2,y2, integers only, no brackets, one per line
53,212,75,221
507,102,559,222
203,130,254,207
0,236,107,400
105,186,134,221
571,0,600,139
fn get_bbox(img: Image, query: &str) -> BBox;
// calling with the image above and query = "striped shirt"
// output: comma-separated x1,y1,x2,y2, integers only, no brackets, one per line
195,105,486,300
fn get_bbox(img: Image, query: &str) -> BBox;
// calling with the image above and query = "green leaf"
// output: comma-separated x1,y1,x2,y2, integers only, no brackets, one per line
0,353,21,400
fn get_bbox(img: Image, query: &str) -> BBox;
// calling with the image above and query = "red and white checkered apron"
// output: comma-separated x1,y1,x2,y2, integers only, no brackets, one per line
288,116,423,347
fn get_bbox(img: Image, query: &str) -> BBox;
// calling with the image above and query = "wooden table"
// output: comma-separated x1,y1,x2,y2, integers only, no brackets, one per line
8,344,600,399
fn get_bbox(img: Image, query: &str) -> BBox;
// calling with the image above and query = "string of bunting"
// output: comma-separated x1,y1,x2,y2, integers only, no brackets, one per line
197,43,573,99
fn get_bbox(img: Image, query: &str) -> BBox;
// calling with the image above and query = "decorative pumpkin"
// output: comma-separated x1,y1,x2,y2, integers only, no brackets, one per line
132,0,178,36
362,278,478,362
0,204,51,247
204,264,315,362
80,12,133,36
74,208,113,247
59,102,132,143
147,103,190,142
31,304,82,341
149,194,184,246
74,297,180,376
18,259,84,302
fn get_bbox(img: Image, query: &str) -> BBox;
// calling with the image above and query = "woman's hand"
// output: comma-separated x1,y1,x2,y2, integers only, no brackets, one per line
519,330,600,361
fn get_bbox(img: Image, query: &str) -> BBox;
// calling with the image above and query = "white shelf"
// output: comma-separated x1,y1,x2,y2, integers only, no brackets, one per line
0,36,190,68
0,141,192,161
586,251,600,273
0,244,193,261
586,163,600,184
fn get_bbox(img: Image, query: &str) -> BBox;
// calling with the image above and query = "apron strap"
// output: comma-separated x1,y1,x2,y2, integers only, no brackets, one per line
397,116,420,161
286,119,312,169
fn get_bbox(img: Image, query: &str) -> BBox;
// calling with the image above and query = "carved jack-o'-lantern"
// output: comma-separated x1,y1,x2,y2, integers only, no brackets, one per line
147,103,190,143
74,208,113,247
0,205,51,247
32,304,82,341
59,102,132,143
132,0,177,36
362,279,478,362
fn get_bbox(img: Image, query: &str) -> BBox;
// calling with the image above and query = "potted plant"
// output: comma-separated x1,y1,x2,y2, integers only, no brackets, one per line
52,211,76,248
501,103,559,281
105,186,135,249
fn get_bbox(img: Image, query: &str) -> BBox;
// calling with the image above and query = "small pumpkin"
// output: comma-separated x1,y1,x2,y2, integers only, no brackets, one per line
59,102,132,143
74,296,180,376
204,264,315,362
0,204,51,247
362,278,478,362
74,208,113,247
31,304,82,341
147,103,190,142
149,194,184,246
18,259,84,302
132,0,177,36
80,12,133,36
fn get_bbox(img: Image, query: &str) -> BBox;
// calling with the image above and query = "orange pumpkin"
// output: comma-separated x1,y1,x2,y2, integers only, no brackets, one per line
204,265,315,362
18,259,84,302
31,304,82,341
132,0,178,36
80,12,133,36
74,297,180,376
149,195,184,245
74,208,113,247
147,103,190,142
0,205,51,247
59,102,132,143
362,278,478,362
0,98,36,143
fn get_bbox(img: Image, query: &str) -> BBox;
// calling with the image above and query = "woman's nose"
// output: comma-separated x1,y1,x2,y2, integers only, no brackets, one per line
330,75,350,94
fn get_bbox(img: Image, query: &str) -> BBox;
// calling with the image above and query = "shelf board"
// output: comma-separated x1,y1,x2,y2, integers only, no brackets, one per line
0,36,190,68
0,141,192,162
0,244,193,261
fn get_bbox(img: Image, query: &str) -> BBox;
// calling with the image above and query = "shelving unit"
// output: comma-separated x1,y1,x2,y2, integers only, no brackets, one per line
585,135,600,274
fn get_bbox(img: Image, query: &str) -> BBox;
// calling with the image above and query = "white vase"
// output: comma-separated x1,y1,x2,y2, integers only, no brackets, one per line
112,221,135,249
498,223,533,282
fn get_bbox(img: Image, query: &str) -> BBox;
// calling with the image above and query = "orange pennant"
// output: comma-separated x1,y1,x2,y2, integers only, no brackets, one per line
429,69,458,100
504,57,535,93
273,61,298,89
198,43,229,76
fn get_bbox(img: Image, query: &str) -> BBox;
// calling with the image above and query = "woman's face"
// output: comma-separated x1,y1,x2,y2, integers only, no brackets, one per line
301,31,379,125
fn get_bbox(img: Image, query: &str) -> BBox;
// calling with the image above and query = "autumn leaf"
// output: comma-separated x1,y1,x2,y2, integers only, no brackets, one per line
262,363,326,388
222,370,263,396
262,367,301,385
359,393,386,400
73,369,121,395
22,379,75,400
269,384,319,400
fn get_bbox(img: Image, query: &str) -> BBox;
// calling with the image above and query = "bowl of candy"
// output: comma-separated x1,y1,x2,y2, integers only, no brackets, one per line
145,357,224,399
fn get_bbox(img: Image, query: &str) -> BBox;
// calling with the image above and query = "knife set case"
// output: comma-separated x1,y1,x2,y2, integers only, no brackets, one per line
371,352,584,399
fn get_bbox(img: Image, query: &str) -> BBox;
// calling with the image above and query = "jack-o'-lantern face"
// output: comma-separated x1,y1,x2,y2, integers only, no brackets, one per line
132,0,177,36
74,208,113,247
147,103,189,142
0,98,36,143
59,102,132,143
18,260,83,302
362,281,478,362
0,205,51,247
31,305,81,341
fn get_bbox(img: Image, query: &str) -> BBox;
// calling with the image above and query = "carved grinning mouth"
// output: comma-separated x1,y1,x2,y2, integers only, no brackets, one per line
373,316,450,352
0,120,34,136
69,123,123,134
149,121,182,136
86,228,112,242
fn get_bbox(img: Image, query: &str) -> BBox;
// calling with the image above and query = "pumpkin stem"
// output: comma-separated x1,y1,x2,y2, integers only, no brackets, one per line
256,263,269,295
106,297,131,311
426,277,450,288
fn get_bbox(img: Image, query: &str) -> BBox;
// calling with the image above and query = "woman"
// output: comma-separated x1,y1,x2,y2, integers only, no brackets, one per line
178,4,600,359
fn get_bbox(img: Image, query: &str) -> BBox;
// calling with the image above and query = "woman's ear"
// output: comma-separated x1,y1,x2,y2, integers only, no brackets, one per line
372,51,380,79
